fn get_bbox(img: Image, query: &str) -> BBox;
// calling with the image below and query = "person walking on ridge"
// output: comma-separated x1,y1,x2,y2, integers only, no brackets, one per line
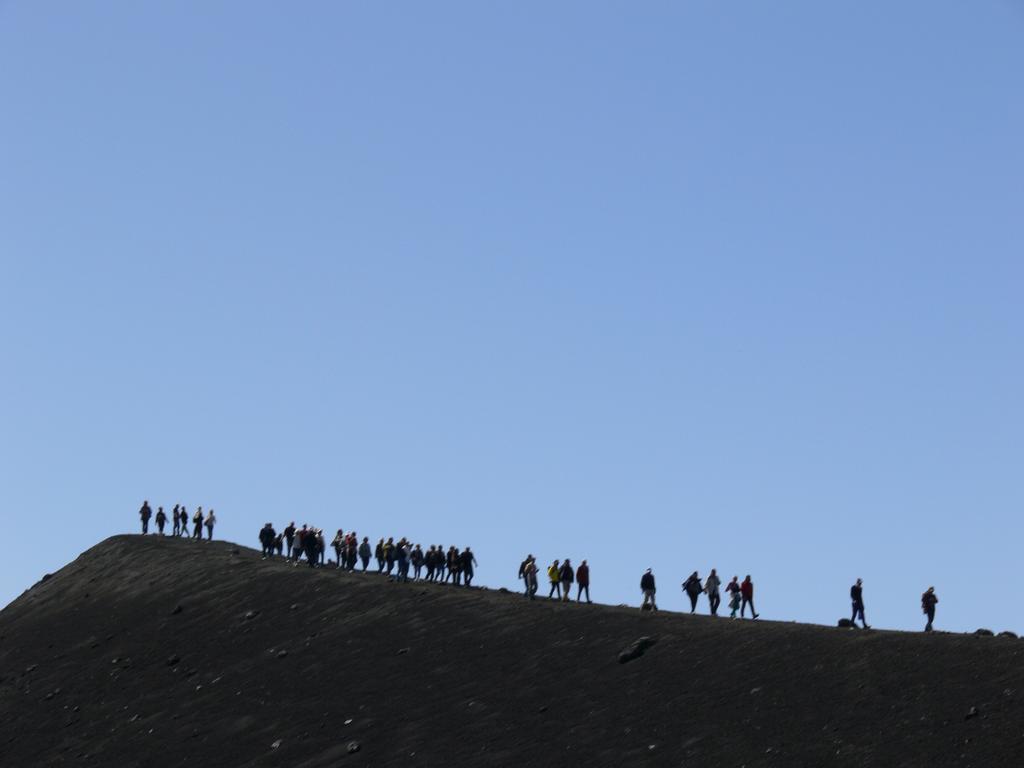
411,544,425,580
726,576,741,617
171,504,181,536
559,559,575,602
384,538,396,575
547,560,562,600
461,547,477,586
345,532,359,570
922,586,939,631
204,509,216,540
359,536,372,571
449,546,464,585
192,507,204,539
518,554,532,595
576,560,591,603
395,540,410,582
139,500,152,534
155,506,167,535
292,525,307,564
426,546,439,581
178,506,189,537
705,569,721,616
682,571,704,613
523,557,539,600
331,530,345,567
284,522,296,558
851,578,870,629
740,575,758,619
303,528,319,567
259,522,276,558
640,568,658,612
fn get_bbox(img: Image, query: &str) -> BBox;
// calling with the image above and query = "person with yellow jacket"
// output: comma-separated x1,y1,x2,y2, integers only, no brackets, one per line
547,560,562,600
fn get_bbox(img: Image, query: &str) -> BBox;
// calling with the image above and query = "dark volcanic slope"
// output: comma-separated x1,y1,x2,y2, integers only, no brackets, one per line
2,537,1023,767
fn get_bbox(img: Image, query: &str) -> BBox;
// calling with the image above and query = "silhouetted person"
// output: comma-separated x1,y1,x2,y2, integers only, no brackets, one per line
259,523,276,558
139,501,152,534
171,504,180,536
178,507,189,537
442,546,453,584
274,533,284,557
204,509,216,540
303,527,319,568
576,560,591,603
523,557,539,600
332,530,345,567
705,569,721,616
427,546,439,581
460,547,477,586
284,522,296,558
359,537,372,571
640,569,657,611
547,560,561,599
682,571,703,613
408,544,422,580
451,547,463,585
155,506,167,535
316,529,326,565
192,507,204,539
559,559,574,602
740,575,758,619
384,538,396,574
726,576,741,617
346,532,359,570
424,546,435,581
518,554,531,594
850,578,869,628
296,525,309,564
395,540,410,582
922,586,939,631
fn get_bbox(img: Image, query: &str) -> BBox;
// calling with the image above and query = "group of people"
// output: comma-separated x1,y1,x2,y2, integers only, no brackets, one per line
256,521,479,586
678,571,759,618
257,522,328,565
636,569,757,617
517,556,591,602
139,500,216,540
136,503,944,631
641,572,940,633
371,539,479,585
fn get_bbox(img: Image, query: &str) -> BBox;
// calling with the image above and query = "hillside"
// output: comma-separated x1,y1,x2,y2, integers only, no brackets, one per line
2,536,1023,767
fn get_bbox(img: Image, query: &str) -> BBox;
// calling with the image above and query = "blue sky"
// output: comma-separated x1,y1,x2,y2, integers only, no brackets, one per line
2,2,1022,633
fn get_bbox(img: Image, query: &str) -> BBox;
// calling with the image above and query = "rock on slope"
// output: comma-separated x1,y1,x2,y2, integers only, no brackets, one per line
2,535,1023,767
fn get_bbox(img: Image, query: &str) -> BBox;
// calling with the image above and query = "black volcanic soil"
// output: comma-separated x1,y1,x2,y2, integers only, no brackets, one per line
2,536,1023,767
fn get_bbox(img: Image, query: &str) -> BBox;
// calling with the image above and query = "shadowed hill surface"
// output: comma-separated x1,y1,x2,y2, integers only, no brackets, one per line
2,536,1023,767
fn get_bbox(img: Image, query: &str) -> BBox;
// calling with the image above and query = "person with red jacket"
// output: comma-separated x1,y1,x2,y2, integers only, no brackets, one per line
576,560,591,603
740,575,759,619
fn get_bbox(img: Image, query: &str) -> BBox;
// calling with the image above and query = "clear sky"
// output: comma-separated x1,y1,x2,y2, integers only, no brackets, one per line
2,2,1022,633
